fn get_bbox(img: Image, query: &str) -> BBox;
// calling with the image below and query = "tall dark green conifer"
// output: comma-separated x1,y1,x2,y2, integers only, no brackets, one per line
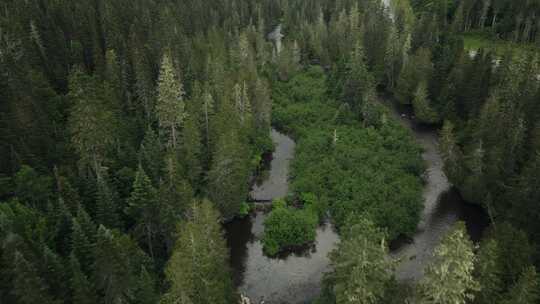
13,251,58,304
125,166,159,259
70,254,98,304
162,200,235,304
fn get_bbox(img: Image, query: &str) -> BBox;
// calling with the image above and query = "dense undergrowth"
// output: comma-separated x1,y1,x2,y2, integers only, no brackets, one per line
262,66,424,255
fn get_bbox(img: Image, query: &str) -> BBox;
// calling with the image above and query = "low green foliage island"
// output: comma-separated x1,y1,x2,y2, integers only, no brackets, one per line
262,65,425,254
262,199,318,256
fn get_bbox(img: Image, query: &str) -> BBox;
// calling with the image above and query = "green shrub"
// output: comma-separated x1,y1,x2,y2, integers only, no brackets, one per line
239,202,251,217
262,202,318,256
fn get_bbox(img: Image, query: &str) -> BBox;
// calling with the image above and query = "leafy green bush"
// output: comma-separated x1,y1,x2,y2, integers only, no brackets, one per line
238,202,251,217
262,200,318,256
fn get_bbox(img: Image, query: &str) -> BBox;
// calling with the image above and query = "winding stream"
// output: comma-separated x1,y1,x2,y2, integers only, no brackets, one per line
385,99,489,281
225,24,488,304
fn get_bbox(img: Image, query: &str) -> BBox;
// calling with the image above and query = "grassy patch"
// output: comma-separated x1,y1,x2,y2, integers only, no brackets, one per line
461,31,539,57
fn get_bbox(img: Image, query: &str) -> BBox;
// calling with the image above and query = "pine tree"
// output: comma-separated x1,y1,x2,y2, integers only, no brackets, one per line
68,69,119,176
125,166,159,259
159,152,194,251
277,41,301,81
325,217,395,304
13,251,58,304
70,254,98,304
56,175,82,215
161,200,235,304
233,82,252,125
490,223,535,286
395,48,433,105
133,46,156,125
419,222,479,304
253,78,272,133
474,238,504,304
500,266,539,304
92,226,152,304
133,266,159,304
104,50,124,106
181,114,203,188
413,81,440,124
139,127,164,184
208,129,250,219
14,165,53,210
51,197,74,256
156,53,186,149
201,85,215,151
42,245,67,299
95,174,120,228
76,205,97,244
71,218,94,274
342,43,374,114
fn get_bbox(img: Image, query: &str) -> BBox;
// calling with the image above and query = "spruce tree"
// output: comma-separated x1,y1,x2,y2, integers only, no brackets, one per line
419,222,479,304
92,226,152,304
181,114,203,189
139,127,164,184
413,81,439,124
159,152,194,251
161,200,235,304
68,69,119,176
342,43,374,114
324,217,395,304
56,175,82,215
70,254,98,304
156,53,186,149
76,205,97,244
71,218,94,274
125,166,159,259
500,267,539,304
395,48,433,105
95,173,121,229
42,245,68,299
208,129,250,219
133,266,159,304
13,251,58,304
474,238,504,304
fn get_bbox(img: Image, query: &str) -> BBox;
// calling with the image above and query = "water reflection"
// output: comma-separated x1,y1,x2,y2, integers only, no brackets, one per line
225,212,339,304
250,129,295,201
384,95,489,281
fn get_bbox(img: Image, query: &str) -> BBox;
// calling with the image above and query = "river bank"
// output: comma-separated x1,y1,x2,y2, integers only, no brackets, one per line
381,96,490,281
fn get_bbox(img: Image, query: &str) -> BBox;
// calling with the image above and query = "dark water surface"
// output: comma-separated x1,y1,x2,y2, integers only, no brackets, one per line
384,98,490,281
225,213,339,304
225,100,490,302
250,129,295,202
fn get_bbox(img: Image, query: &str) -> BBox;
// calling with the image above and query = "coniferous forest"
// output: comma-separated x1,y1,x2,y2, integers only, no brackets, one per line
1,0,540,303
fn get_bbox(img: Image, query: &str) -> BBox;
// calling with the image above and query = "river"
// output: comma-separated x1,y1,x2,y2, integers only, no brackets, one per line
383,98,489,281
225,103,489,302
